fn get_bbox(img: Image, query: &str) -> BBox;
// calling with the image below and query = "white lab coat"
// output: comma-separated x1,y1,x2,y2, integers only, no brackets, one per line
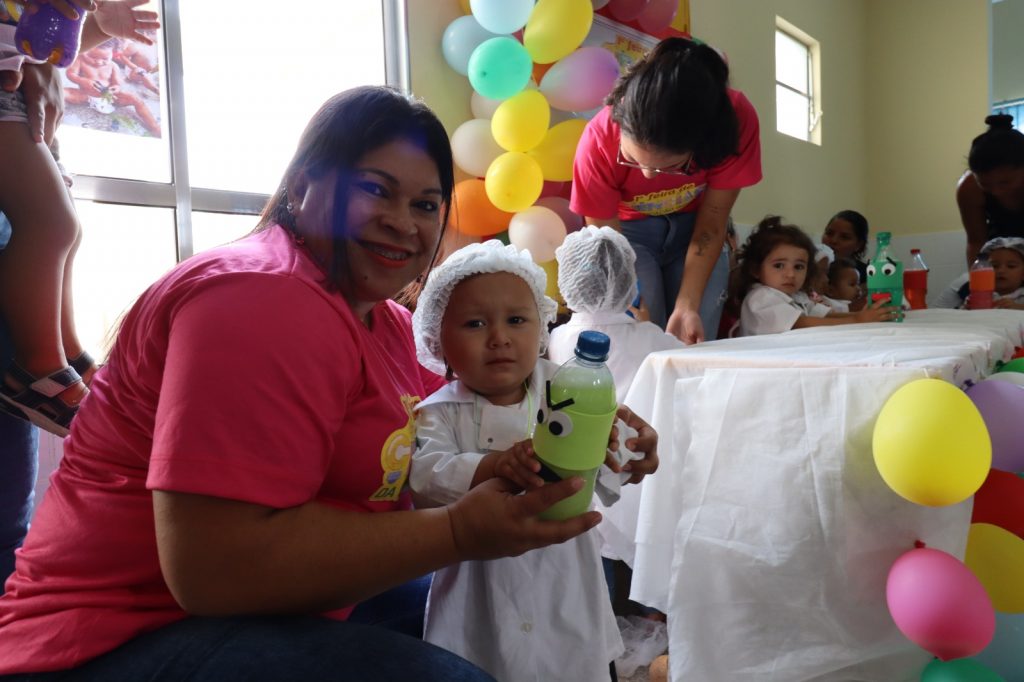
548,312,682,565
411,359,623,682
739,284,832,336
547,312,684,405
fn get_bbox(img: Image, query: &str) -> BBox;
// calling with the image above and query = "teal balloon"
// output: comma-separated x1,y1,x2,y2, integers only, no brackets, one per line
442,15,501,76
999,357,1024,374
467,37,532,100
973,611,1024,681
921,658,1005,682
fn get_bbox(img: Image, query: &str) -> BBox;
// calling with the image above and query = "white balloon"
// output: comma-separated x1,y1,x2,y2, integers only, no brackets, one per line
470,0,534,34
451,119,505,178
441,15,500,76
471,91,504,119
535,197,584,232
985,372,1024,387
508,206,567,263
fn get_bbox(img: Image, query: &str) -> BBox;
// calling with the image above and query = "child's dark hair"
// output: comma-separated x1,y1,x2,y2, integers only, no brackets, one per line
968,114,1024,174
825,209,869,261
734,215,817,301
606,37,739,170
828,257,861,284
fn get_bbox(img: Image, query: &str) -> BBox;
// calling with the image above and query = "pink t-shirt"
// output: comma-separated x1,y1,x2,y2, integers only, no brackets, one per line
570,89,762,222
0,226,445,674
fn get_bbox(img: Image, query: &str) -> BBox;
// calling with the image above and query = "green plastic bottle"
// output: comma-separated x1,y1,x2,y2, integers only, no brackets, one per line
533,330,617,520
867,231,904,322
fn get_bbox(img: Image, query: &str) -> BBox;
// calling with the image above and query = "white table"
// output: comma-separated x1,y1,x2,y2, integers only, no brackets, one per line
622,309,1024,682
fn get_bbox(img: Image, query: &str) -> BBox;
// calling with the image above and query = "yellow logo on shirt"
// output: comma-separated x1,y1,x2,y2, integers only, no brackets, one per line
370,394,420,501
626,183,705,216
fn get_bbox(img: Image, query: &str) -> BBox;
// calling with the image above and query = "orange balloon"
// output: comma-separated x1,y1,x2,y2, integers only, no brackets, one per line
452,179,514,237
532,61,554,84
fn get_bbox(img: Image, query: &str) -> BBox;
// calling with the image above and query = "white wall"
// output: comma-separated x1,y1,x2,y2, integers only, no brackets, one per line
993,0,1024,103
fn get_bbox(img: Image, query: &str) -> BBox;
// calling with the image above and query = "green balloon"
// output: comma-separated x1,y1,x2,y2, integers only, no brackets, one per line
998,357,1024,374
921,658,1005,682
467,37,532,100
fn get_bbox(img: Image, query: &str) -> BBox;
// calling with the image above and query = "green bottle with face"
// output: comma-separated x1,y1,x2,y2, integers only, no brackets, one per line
867,232,904,322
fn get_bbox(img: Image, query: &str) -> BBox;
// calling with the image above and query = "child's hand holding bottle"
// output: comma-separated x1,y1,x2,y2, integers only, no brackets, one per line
853,297,898,323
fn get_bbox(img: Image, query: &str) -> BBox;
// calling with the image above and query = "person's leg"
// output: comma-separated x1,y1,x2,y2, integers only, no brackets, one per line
0,314,38,591
0,120,87,421
697,248,730,342
113,92,161,137
621,218,670,328
2,615,497,681
347,574,430,639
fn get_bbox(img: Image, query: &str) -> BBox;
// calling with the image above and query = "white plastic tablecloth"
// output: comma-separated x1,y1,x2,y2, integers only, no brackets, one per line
620,310,1024,682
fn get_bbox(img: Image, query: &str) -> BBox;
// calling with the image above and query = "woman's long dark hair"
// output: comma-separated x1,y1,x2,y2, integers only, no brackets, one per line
606,37,739,169
968,114,1024,174
257,86,454,292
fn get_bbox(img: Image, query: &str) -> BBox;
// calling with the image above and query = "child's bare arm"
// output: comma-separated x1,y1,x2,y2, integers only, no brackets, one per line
792,298,895,328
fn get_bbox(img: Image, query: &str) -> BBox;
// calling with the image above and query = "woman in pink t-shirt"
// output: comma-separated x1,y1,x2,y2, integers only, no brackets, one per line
0,86,657,682
571,37,762,344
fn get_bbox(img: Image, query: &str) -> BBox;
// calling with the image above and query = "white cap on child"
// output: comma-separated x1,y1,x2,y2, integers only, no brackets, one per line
412,239,558,375
814,242,835,265
554,225,639,314
981,236,1024,258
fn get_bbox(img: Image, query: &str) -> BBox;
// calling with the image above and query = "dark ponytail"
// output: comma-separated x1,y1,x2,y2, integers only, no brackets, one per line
967,114,1024,174
607,37,739,169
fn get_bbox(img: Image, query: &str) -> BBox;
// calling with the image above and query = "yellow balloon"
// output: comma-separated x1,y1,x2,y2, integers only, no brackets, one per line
491,90,551,153
872,378,991,506
538,258,566,311
524,0,594,65
485,152,544,213
459,0,471,14
528,118,587,181
965,523,1024,613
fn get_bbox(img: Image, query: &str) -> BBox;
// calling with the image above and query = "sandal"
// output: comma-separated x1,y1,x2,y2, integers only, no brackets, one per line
68,351,97,385
0,363,86,438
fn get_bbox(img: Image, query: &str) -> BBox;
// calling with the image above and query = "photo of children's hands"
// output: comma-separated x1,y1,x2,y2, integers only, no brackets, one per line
493,439,545,491
447,477,602,561
612,405,658,484
854,297,897,323
93,0,159,45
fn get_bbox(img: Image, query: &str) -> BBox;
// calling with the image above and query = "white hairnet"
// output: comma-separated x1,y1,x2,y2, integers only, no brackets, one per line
981,236,1024,260
814,242,835,265
413,240,558,375
554,225,638,314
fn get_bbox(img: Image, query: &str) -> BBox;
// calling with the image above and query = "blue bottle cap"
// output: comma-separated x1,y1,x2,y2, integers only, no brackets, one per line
575,330,610,362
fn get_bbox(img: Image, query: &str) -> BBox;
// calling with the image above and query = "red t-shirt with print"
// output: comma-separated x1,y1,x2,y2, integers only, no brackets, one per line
570,89,762,222
0,226,445,673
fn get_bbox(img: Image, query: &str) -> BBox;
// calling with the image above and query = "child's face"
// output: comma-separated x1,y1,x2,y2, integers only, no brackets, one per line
440,272,541,406
989,248,1024,295
828,266,861,301
822,218,863,260
757,243,809,296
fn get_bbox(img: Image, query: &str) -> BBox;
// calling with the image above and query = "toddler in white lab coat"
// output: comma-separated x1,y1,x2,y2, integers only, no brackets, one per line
410,240,628,682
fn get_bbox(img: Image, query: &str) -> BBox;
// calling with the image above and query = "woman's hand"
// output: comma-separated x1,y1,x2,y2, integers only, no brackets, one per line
18,62,64,144
447,477,602,560
667,307,704,344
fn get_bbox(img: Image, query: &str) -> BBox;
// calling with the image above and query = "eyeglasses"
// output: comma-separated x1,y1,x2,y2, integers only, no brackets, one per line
616,146,696,176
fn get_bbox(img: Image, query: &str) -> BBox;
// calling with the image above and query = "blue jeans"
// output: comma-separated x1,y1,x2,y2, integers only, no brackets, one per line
0,299,38,592
620,212,730,339
0,615,496,681
348,574,430,639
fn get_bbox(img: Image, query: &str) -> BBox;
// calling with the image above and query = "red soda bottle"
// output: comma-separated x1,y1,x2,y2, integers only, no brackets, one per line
903,249,928,310
969,254,995,310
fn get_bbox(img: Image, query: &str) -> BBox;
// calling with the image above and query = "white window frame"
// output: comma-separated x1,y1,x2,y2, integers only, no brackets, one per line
69,0,409,262
775,17,822,146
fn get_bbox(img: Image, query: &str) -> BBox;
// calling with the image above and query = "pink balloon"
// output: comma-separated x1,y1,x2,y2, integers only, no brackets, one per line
636,0,677,34
539,46,621,112
886,547,995,661
536,196,584,233
608,0,650,22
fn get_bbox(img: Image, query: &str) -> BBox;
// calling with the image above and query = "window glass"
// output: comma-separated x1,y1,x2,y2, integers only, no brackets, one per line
776,85,809,142
775,30,808,94
179,1,387,194
72,202,177,359
191,211,260,254
58,1,170,182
